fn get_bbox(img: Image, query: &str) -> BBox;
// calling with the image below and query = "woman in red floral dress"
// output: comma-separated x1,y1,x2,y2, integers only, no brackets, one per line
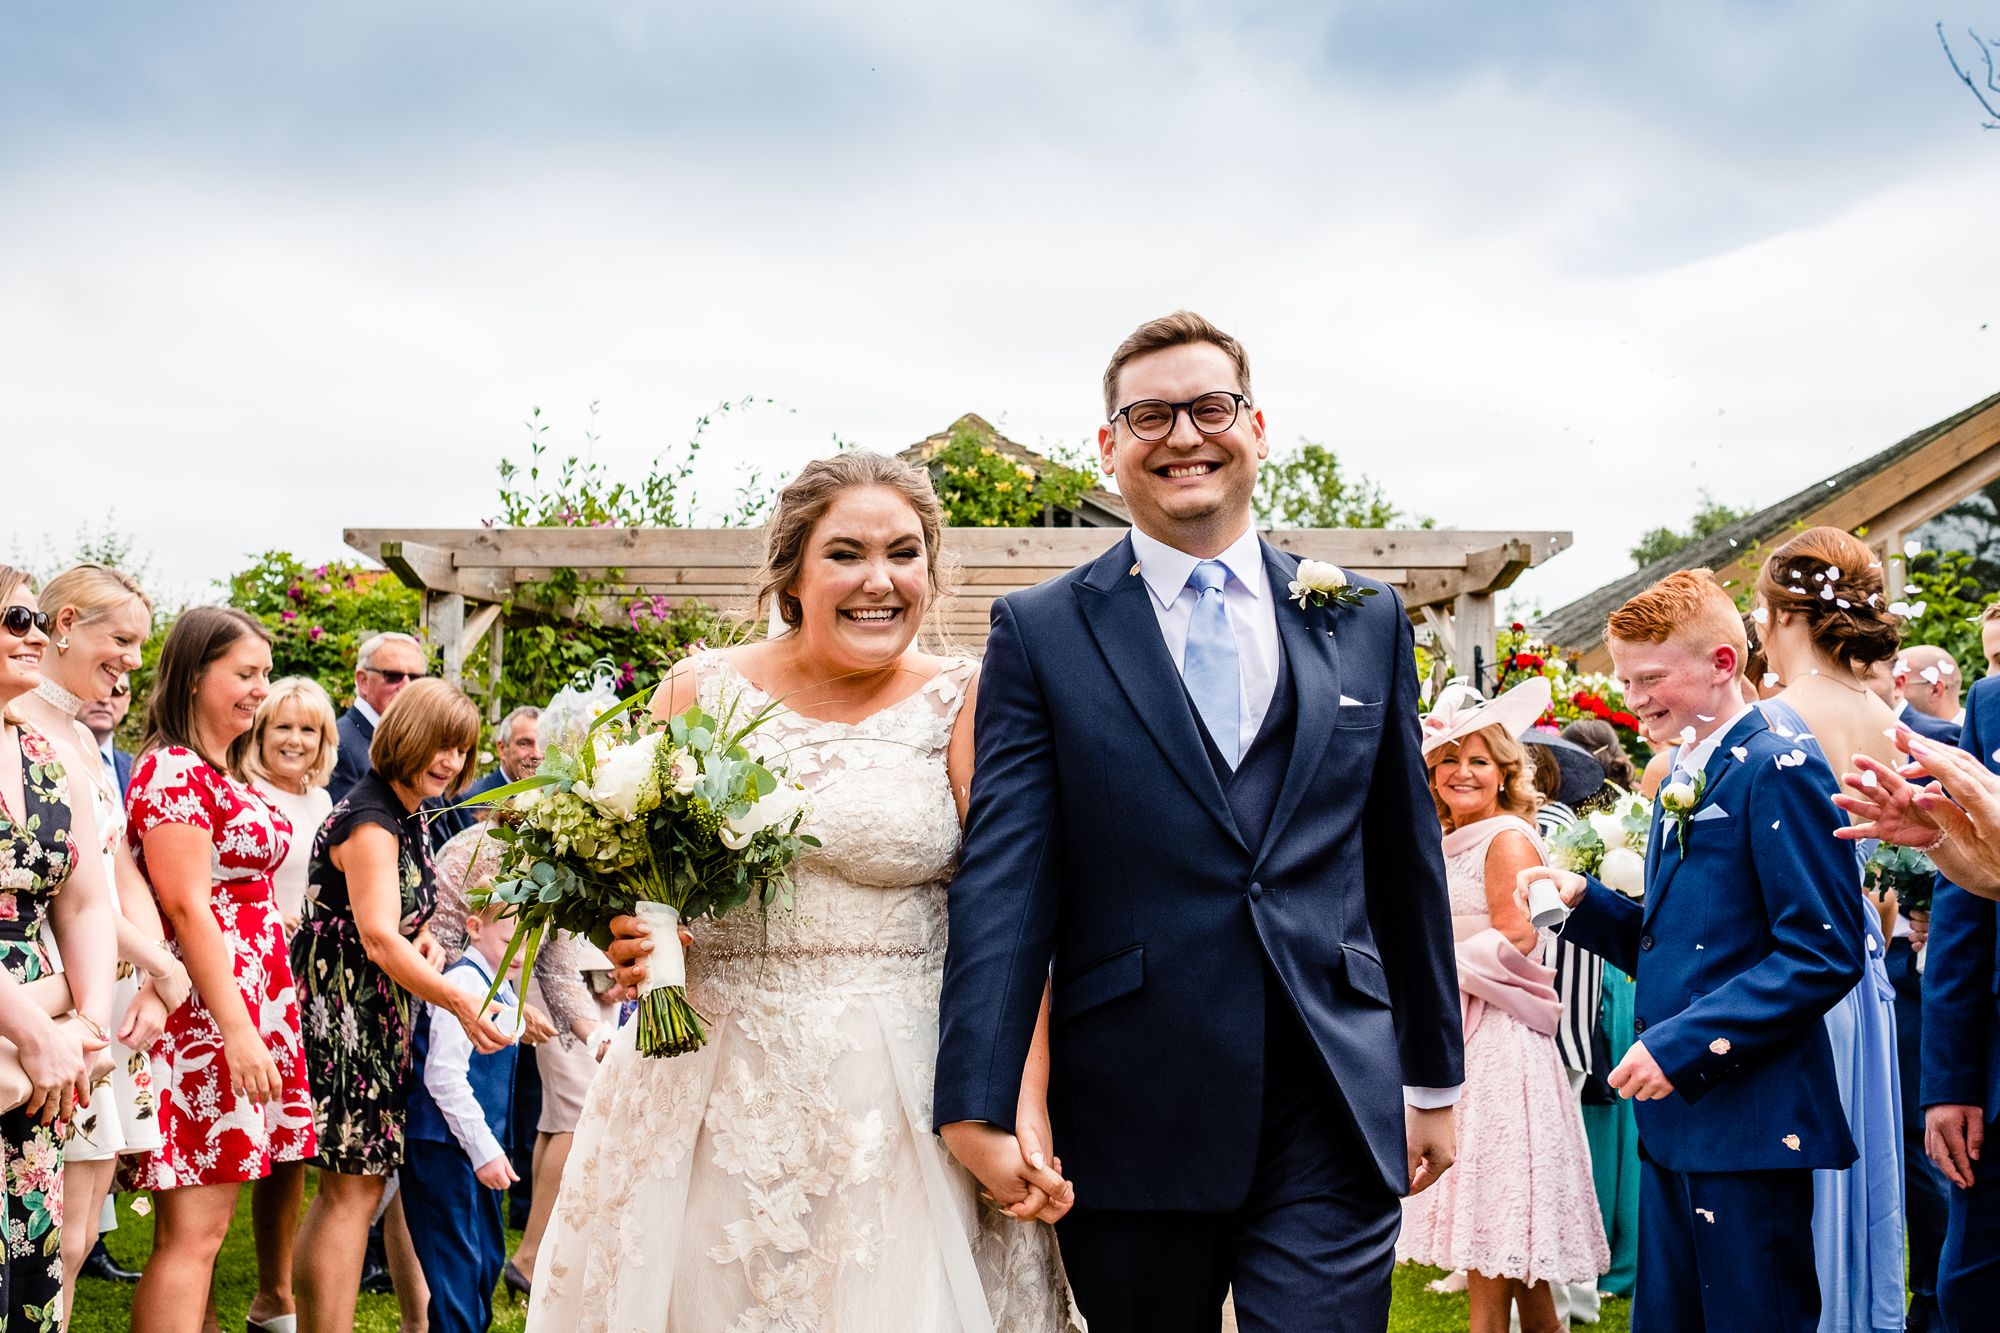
125,609,315,1333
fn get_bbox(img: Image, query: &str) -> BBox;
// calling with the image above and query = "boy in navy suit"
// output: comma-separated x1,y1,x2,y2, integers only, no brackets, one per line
400,900,523,1333
1531,570,1867,1332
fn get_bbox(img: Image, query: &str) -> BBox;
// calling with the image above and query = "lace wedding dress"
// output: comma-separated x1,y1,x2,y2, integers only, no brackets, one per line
528,653,1077,1333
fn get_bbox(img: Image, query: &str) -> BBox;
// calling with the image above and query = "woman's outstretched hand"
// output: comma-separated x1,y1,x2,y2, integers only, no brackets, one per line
1836,727,2000,898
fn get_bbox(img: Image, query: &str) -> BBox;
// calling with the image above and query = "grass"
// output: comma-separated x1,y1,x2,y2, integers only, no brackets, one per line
75,1187,1631,1332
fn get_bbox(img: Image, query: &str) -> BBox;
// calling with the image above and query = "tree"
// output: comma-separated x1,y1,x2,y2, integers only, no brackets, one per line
1939,22,2000,130
921,420,1098,527
1252,441,1422,529
1630,490,1753,568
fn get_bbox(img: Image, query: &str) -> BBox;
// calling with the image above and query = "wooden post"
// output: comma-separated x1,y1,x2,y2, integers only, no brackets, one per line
425,592,466,687
1452,592,1496,693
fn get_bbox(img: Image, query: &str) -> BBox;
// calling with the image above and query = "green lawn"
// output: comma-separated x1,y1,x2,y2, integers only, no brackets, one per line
75,1189,1631,1332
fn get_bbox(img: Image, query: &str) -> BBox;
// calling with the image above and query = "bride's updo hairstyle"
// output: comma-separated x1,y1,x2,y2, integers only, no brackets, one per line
1754,526,1900,674
755,451,956,638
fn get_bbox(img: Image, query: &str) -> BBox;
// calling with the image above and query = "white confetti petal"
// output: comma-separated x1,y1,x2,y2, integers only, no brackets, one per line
1905,540,1922,558
1861,770,1878,788
1678,725,1698,745
1697,1207,1717,1223
1698,714,1716,722
1762,671,1781,687
1837,598,1851,608
1827,566,1840,580
1820,587,1834,600
1940,660,1957,676
1868,593,1881,606
1730,746,1749,762
1783,1133,1802,1150
131,1196,152,1217
1773,820,1782,829
1921,667,1941,684
1751,607,1770,625
1905,584,1923,595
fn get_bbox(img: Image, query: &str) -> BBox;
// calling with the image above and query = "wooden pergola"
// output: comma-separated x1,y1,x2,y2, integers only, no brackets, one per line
344,525,1572,708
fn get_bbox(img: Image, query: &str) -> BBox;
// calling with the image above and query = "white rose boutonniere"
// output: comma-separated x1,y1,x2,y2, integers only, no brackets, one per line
1658,773,1707,857
1288,559,1377,613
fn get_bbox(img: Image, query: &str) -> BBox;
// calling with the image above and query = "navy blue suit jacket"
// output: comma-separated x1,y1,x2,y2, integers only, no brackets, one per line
111,747,134,800
1903,703,1962,750
933,536,1463,1210
1562,709,1866,1171
330,705,373,803
1921,676,2000,1122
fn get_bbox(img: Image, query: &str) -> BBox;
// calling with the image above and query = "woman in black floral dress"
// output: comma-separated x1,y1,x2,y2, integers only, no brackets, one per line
0,567,117,1333
290,679,515,1332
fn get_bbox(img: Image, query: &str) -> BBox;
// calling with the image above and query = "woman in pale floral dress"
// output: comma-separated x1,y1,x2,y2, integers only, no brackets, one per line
528,453,1076,1333
0,567,120,1333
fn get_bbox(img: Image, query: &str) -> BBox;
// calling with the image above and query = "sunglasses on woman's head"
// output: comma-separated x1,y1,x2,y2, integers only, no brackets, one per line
1,607,51,638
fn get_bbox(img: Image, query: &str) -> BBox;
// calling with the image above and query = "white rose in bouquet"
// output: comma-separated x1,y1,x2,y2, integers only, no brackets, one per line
1587,809,1631,851
1600,846,1646,897
579,732,663,821
667,750,699,796
729,782,807,838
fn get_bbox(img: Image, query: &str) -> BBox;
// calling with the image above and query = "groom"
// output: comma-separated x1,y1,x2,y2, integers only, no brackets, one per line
936,312,1464,1331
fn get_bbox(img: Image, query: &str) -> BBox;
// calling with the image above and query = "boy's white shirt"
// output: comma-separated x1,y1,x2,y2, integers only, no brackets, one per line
425,950,519,1170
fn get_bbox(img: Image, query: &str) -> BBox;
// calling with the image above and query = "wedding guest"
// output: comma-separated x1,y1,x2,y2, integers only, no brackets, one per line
79,673,134,797
234,675,340,1333
1983,602,2000,677
401,897,525,1333
459,705,542,805
1899,645,1964,746
291,678,510,1333
126,607,315,1333
1539,568,1867,1333
328,632,426,801
0,566,119,1329
16,564,194,1321
1752,525,1908,1332
1910,676,2000,1333
427,826,604,1299
1399,679,1609,1333
1560,718,1636,805
241,678,339,933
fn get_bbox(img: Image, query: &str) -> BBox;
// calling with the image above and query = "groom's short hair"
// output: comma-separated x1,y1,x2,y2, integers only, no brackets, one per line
1606,569,1747,661
1102,311,1253,417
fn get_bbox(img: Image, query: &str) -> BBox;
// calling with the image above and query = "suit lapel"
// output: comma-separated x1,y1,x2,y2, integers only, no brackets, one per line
1643,710,1768,926
1074,537,1245,850
1257,543,1341,862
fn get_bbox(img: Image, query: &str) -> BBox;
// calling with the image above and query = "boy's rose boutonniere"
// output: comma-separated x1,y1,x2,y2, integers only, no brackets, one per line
1288,560,1376,613
1658,773,1707,857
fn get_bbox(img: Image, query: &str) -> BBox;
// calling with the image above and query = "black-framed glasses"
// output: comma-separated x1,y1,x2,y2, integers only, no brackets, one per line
1109,391,1249,442
363,668,427,685
1,607,50,639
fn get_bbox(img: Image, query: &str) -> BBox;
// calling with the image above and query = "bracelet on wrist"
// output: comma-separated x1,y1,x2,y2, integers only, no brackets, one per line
1913,824,1952,854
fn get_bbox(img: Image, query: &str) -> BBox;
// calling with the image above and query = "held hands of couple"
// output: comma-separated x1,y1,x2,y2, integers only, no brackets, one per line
937,1120,1074,1224
606,912,695,990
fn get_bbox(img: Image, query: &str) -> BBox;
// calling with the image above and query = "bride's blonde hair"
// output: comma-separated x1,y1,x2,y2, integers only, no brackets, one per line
753,452,957,643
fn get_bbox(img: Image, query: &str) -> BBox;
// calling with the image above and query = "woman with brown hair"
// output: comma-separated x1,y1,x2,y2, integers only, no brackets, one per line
0,566,118,1329
126,607,314,1333
1398,679,1608,1333
290,677,513,1333
528,452,1076,1333
1752,525,1906,1333
11,563,192,1320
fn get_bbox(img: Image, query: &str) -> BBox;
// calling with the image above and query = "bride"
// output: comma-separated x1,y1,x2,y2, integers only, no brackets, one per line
526,452,1078,1332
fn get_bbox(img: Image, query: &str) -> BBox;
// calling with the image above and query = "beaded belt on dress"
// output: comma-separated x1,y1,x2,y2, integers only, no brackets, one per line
692,941,938,964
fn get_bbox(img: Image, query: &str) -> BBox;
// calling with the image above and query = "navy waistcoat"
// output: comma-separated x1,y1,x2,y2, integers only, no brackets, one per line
406,958,518,1150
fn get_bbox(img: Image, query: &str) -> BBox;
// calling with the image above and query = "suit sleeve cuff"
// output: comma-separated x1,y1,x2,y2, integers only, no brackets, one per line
1404,1084,1462,1109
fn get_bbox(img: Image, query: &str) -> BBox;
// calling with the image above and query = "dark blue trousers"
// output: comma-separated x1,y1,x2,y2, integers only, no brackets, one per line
1633,1150,1818,1333
401,1139,505,1333
1890,938,1949,1330
1939,1116,2000,1333
1054,979,1398,1333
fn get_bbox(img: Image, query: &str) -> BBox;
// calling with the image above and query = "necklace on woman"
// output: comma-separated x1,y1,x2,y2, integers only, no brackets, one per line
33,677,83,719
1799,667,1869,697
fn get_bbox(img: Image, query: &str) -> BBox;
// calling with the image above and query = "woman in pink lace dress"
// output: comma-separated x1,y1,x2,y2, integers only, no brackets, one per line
1398,681,1609,1333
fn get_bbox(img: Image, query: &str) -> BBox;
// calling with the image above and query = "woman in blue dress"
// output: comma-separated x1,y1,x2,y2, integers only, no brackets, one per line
1752,527,1906,1333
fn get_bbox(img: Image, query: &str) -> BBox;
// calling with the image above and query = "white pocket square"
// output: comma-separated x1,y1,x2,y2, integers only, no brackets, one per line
1691,806,1729,823
1339,695,1371,707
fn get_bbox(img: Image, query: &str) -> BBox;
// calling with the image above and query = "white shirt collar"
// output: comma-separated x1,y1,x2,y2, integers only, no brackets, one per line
1678,703,1757,777
356,696,382,729
1130,525,1268,612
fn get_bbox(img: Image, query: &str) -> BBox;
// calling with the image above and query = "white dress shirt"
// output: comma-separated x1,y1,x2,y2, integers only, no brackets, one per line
425,951,519,1170
356,696,383,729
1130,526,1280,745
1128,526,1458,1110
1672,703,1757,780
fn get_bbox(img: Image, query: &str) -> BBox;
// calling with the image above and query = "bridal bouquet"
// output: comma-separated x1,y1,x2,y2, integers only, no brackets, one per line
472,677,816,1057
1863,841,1936,916
1548,792,1651,898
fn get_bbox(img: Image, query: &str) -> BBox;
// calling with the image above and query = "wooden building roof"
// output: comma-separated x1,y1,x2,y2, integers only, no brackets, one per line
1536,389,2000,670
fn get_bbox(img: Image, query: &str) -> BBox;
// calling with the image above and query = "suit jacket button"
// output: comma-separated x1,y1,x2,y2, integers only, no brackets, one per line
1633,1017,1647,1034
1248,882,1264,901
1640,935,1654,951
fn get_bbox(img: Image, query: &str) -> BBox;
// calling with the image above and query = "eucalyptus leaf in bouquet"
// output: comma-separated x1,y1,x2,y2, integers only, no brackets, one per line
1864,841,1936,916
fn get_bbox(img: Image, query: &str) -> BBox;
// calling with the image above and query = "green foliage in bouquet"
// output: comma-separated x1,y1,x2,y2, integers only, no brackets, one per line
1548,793,1651,896
1864,841,1937,916
474,684,817,1057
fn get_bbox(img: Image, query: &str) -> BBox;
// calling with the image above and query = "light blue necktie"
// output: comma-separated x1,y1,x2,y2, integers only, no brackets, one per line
1183,560,1241,767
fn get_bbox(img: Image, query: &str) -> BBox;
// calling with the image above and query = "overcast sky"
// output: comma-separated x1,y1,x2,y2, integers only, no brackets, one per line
6,2,1997,619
